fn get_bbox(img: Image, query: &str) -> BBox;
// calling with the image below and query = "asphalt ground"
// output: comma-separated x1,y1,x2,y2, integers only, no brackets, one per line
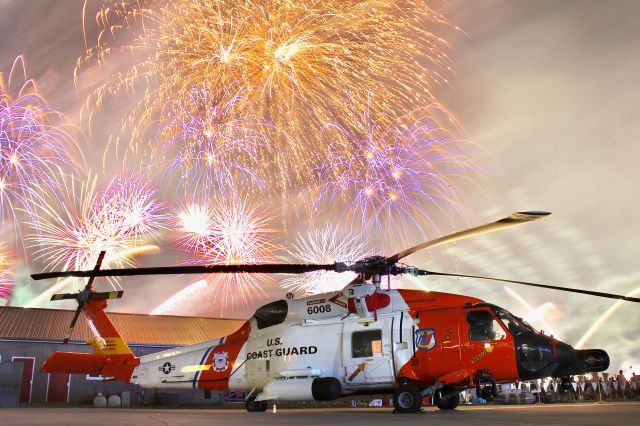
1,402,639,425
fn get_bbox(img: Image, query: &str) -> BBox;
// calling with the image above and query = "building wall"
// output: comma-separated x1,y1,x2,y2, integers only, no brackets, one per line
0,339,226,406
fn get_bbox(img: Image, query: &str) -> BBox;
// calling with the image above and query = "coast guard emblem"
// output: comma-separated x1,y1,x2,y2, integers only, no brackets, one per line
415,328,436,351
213,351,229,372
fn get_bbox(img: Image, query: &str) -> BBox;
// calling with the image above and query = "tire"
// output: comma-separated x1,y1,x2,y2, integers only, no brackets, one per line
393,385,422,413
245,395,268,412
435,390,460,410
480,386,494,402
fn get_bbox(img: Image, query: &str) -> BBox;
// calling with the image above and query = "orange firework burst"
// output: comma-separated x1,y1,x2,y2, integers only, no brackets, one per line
79,0,456,190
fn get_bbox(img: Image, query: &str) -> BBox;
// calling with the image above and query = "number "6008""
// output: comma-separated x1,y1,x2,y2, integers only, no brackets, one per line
307,304,332,315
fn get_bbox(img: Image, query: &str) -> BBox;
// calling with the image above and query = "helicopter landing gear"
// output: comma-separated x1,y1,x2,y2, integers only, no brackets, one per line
434,389,460,410
476,369,497,403
245,395,268,412
393,385,422,413
480,386,495,402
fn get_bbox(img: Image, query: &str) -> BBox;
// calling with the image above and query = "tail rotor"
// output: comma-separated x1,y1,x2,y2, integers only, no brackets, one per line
48,251,123,343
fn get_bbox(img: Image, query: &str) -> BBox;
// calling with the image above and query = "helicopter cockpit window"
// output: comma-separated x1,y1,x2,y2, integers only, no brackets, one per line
466,310,506,341
253,300,288,329
352,329,382,358
492,306,534,336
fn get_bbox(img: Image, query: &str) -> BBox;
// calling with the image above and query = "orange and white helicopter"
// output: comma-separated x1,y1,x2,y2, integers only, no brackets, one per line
32,211,636,413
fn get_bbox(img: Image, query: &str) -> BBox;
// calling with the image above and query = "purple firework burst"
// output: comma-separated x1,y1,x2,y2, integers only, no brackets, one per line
153,82,275,198
316,104,475,245
0,56,82,227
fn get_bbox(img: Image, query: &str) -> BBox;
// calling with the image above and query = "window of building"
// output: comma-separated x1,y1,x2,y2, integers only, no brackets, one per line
352,329,382,358
466,310,506,341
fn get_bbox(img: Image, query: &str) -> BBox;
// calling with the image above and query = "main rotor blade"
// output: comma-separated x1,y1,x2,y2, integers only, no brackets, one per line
387,211,550,265
83,250,106,292
421,270,640,303
31,263,336,280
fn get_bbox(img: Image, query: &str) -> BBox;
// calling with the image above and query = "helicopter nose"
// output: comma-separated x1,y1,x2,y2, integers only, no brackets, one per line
552,344,610,377
573,349,610,373
515,334,609,379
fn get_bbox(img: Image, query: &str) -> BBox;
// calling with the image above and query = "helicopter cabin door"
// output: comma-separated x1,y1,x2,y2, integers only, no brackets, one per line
342,318,395,386
440,320,463,369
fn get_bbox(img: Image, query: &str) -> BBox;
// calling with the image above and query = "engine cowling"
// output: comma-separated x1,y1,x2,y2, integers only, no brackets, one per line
256,377,341,402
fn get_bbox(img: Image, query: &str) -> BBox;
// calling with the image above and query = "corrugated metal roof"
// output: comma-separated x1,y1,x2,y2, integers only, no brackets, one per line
0,306,245,346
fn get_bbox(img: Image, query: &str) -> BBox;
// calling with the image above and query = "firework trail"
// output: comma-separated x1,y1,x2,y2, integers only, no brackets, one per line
173,198,280,315
153,83,276,197
79,0,455,189
575,286,640,349
280,225,371,295
0,243,14,306
504,287,559,337
150,279,207,316
0,56,82,227
316,103,474,246
28,172,165,290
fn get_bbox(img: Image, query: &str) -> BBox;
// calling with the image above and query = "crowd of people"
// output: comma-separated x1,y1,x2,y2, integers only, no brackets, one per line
493,370,640,404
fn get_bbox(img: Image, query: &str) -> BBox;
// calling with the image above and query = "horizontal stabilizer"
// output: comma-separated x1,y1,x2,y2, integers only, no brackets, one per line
41,351,139,382
41,352,111,376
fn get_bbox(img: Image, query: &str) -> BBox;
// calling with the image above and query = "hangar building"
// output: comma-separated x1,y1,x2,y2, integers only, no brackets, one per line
0,306,244,407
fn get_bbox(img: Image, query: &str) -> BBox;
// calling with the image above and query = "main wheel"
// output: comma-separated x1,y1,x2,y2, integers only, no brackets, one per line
245,395,268,412
435,390,460,410
393,385,422,413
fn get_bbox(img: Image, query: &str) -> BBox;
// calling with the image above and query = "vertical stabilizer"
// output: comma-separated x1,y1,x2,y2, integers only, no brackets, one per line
83,299,134,356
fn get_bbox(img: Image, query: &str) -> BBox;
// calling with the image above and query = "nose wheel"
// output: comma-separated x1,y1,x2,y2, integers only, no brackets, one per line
392,385,422,413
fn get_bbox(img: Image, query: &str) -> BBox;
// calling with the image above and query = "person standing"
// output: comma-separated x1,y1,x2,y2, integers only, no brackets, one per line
630,372,639,399
617,370,628,400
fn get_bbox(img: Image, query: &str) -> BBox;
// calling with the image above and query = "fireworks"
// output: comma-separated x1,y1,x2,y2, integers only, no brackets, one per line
28,173,165,288
154,83,275,197
177,198,279,263
0,243,14,306
173,198,280,315
316,104,474,245
503,287,559,337
575,286,640,349
280,225,370,295
150,279,207,316
0,56,82,226
79,0,455,188
176,203,214,254
93,173,166,242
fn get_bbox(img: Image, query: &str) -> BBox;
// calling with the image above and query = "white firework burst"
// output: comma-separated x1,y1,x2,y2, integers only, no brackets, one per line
281,225,371,295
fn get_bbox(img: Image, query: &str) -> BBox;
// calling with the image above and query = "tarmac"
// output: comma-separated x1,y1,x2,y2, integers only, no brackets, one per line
1,402,639,425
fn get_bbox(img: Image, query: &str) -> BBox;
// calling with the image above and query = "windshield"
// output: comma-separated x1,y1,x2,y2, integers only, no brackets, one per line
492,306,535,335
